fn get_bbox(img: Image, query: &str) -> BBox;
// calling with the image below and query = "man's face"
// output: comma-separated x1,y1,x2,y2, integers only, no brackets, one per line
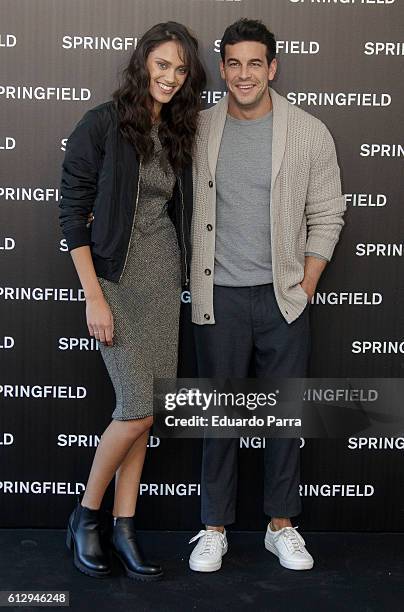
220,41,277,109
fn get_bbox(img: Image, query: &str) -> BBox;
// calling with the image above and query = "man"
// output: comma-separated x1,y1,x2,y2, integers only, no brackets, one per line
188,19,345,572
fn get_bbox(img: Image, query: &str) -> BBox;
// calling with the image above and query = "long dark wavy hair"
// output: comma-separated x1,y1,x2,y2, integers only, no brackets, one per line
113,22,206,174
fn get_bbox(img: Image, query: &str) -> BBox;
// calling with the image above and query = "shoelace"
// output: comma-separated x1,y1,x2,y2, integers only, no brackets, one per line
189,530,224,556
273,526,306,553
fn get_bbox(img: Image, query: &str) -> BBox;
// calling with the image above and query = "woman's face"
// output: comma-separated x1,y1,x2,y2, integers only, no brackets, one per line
146,40,189,116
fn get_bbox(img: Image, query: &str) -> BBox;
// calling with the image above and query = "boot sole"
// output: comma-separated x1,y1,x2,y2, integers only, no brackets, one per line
111,550,164,581
66,526,111,578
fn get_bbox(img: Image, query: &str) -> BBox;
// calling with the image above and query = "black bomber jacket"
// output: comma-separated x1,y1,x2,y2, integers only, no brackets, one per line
59,101,193,287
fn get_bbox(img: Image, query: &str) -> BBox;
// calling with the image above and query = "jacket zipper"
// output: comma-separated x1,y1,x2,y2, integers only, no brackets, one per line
119,159,142,282
178,176,189,287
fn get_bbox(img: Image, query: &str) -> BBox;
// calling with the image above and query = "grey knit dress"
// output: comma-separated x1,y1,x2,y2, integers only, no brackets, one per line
97,124,181,420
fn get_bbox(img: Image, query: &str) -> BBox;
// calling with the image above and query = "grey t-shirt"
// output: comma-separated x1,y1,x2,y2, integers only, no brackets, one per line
214,110,273,286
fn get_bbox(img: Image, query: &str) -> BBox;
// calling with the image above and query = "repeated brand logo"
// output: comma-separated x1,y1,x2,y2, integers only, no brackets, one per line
58,337,99,351
0,337,14,349
360,144,404,157
0,433,14,445
299,484,374,496
213,40,319,54
352,340,404,354
364,41,404,55
287,92,391,106
0,86,91,100
0,238,15,250
0,34,17,47
0,481,85,494
304,388,377,401
345,194,387,207
57,433,160,447
0,137,16,149
240,437,305,449
139,483,200,496
277,40,319,54
313,292,382,305
181,290,191,304
57,434,101,447
0,287,85,301
201,91,226,105
356,243,403,256
348,437,404,449
62,35,138,50
0,187,59,202
0,385,87,399
290,0,395,4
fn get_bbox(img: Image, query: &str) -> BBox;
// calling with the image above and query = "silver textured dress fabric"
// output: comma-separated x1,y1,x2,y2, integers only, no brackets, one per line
97,124,181,420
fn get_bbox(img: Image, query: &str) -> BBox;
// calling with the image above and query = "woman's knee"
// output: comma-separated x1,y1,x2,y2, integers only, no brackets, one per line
140,415,153,431
121,415,153,437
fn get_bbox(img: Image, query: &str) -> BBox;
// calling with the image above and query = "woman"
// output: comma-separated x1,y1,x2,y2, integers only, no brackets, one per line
60,22,206,580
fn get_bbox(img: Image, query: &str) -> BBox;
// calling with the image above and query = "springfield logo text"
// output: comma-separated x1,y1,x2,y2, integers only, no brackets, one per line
0,34,17,47
356,243,403,256
58,337,99,351
0,433,14,445
345,194,387,207
62,35,138,50
0,187,59,202
0,239,15,251
0,287,84,301
348,437,404,450
0,137,15,149
0,86,91,101
0,337,14,349
213,39,319,54
0,481,84,494
290,0,395,4
287,92,391,106
300,484,374,496
0,385,87,398
139,483,200,496
360,144,404,157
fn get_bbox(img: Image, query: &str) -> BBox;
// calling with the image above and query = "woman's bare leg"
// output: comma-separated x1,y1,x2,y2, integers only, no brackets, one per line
81,416,153,510
112,429,149,517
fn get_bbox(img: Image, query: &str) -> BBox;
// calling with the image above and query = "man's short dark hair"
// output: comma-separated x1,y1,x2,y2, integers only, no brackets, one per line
220,18,276,66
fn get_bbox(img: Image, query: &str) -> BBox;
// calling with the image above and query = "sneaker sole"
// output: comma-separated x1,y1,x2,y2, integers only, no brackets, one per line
264,539,314,571
189,545,228,573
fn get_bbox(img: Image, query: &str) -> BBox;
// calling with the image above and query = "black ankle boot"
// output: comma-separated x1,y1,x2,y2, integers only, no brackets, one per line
111,516,163,581
66,500,111,578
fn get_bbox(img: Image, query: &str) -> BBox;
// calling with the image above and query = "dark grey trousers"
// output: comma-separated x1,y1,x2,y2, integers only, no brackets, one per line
193,283,310,525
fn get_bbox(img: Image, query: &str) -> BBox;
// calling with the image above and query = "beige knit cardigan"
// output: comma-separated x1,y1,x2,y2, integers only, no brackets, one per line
190,87,346,325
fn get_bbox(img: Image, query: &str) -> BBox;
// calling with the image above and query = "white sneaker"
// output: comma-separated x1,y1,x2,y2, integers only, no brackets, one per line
264,524,314,570
189,529,228,572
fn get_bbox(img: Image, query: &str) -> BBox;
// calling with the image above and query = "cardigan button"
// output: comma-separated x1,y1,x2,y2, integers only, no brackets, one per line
208,180,213,188
204,268,211,276
206,224,213,231
204,313,211,320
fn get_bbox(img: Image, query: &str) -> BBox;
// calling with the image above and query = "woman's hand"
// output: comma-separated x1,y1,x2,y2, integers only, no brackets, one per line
86,212,94,228
86,295,114,346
